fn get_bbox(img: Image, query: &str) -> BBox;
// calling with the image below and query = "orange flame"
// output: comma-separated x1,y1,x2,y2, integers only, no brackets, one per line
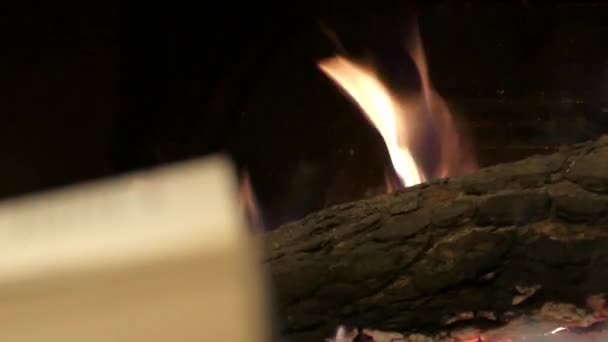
318,56,424,187
406,22,477,179
239,170,264,233
318,21,476,189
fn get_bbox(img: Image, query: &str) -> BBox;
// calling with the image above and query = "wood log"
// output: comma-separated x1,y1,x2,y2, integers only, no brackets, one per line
264,135,608,342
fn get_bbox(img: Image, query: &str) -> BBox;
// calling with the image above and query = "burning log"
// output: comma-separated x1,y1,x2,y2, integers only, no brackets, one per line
265,135,608,342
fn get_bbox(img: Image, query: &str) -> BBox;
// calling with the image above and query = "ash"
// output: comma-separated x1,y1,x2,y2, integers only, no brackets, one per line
327,296,608,342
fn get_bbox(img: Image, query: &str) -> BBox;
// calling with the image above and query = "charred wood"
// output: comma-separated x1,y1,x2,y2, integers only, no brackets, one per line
265,135,608,341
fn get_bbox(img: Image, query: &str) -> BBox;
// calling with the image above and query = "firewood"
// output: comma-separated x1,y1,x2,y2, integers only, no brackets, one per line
265,135,608,341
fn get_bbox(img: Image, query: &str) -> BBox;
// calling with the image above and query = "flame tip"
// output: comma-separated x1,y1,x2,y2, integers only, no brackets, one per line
319,21,476,194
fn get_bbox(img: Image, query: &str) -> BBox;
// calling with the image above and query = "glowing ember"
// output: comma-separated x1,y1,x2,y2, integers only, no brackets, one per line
326,326,358,342
547,327,567,335
318,21,476,189
328,295,608,341
328,322,608,342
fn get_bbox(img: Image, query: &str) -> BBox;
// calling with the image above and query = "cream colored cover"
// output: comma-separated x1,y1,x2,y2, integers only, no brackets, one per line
0,157,269,342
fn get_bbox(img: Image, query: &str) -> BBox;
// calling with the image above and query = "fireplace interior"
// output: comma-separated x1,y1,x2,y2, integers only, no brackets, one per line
2,1,608,342
230,1,608,229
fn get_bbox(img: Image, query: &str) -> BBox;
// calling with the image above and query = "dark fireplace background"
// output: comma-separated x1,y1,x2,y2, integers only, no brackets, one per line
1,1,607,229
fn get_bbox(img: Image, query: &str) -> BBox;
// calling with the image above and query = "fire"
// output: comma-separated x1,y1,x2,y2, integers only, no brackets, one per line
328,294,608,341
239,170,265,233
318,57,424,187
318,21,476,189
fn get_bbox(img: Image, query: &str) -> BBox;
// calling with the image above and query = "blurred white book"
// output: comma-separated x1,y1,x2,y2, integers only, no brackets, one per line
0,156,269,342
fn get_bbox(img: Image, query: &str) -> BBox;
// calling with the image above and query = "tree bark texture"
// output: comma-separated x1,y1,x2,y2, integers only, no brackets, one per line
264,135,608,342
